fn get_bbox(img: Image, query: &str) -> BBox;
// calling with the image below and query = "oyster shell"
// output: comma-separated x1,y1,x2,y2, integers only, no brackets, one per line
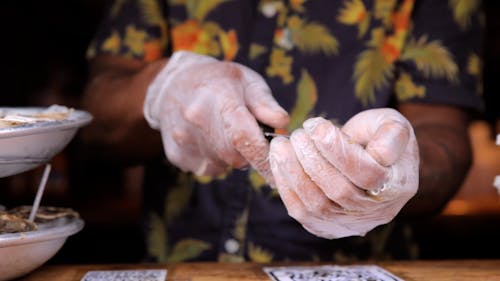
7,206,80,223
0,213,37,234
0,105,73,129
0,206,79,234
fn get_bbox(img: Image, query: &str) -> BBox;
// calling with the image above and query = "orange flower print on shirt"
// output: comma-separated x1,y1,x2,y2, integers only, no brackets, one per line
380,0,414,64
380,37,401,64
220,29,239,61
391,0,412,32
350,0,415,105
172,19,203,51
171,19,239,59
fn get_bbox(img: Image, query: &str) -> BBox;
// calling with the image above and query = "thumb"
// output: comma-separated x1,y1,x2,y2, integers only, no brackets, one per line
342,108,412,167
237,64,289,129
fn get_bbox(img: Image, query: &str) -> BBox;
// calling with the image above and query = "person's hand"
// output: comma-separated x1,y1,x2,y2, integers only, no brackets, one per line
144,51,289,183
269,108,419,238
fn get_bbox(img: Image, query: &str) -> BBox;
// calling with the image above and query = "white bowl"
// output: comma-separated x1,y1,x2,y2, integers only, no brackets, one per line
0,107,92,178
0,217,84,280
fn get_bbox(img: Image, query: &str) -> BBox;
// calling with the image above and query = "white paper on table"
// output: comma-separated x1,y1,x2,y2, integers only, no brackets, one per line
81,269,167,281
264,265,404,281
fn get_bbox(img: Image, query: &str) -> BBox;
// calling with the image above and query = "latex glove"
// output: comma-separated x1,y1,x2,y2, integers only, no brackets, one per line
144,51,289,182
269,108,419,239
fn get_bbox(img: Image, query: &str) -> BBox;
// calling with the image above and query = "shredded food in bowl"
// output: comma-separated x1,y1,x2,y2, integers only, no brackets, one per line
0,105,73,129
0,206,79,234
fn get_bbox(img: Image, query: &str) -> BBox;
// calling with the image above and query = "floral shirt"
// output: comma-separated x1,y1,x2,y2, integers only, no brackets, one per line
88,0,483,262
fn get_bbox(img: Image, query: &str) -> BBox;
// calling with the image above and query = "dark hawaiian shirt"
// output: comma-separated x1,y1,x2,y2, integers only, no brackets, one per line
88,0,483,262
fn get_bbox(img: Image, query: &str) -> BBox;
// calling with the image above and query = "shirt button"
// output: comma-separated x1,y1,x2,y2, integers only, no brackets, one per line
224,238,240,254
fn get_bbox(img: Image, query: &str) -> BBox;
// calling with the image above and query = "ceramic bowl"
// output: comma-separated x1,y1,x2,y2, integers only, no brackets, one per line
0,107,92,178
0,217,84,280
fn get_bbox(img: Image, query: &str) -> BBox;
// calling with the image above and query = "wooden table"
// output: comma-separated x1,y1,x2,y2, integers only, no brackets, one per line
20,260,500,281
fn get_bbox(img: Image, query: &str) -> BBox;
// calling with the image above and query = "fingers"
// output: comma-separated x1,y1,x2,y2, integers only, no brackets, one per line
270,112,419,239
270,136,369,239
162,94,237,176
289,129,380,212
342,108,412,167
181,62,286,180
208,63,289,184
160,121,227,176
150,53,289,182
223,104,275,184
303,117,390,193
239,64,290,129
366,121,410,167
269,136,344,218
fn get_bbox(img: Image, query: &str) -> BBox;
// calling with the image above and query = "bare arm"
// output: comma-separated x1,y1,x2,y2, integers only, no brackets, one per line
82,55,167,164
398,103,473,217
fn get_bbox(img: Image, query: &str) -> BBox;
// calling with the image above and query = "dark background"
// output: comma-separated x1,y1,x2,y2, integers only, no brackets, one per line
0,0,499,263
1,0,146,263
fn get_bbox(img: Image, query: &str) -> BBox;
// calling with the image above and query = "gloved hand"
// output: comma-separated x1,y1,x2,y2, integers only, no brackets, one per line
269,108,419,239
144,51,289,183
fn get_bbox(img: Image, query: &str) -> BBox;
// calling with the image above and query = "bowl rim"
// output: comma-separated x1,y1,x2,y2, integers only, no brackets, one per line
0,217,84,247
0,107,93,139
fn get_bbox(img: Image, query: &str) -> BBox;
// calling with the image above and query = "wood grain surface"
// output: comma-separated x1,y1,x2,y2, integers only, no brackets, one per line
20,260,500,281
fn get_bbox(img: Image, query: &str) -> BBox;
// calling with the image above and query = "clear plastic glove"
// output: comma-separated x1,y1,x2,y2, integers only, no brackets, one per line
144,51,289,182
269,108,419,239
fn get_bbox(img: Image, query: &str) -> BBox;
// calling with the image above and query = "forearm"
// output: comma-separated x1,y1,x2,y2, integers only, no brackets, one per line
82,55,167,164
398,103,473,217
